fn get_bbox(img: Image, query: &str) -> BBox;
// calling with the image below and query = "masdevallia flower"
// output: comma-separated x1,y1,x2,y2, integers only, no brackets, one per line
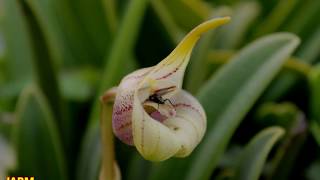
111,17,230,161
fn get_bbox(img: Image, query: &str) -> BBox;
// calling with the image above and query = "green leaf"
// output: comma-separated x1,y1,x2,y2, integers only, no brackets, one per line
0,22,28,107
285,0,320,39
261,24,320,101
309,65,320,147
231,127,285,180
0,0,34,82
253,102,307,180
298,25,320,64
21,3,71,153
25,0,107,66
187,33,299,180
311,121,320,147
254,0,299,37
25,0,74,66
127,153,152,180
13,86,68,180
149,33,299,180
309,65,320,124
73,0,113,58
76,124,101,180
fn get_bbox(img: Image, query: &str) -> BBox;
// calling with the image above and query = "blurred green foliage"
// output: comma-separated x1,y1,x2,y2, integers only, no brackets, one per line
0,0,320,180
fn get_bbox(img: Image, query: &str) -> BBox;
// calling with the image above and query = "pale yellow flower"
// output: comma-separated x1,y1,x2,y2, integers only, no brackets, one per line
111,17,230,161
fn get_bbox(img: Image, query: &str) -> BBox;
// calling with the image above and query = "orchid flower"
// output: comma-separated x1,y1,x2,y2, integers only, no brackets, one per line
111,17,230,161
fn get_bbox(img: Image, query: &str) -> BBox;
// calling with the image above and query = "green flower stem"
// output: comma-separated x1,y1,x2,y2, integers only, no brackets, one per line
100,88,118,180
284,57,312,77
207,50,312,77
103,0,118,33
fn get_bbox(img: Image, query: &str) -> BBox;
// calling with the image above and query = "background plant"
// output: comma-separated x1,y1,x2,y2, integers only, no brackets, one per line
0,0,320,180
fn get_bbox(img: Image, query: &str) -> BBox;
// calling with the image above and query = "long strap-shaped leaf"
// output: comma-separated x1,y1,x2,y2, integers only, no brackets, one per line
13,86,67,180
148,33,299,180
309,65,320,146
20,1,71,159
261,24,320,101
188,33,299,180
231,127,284,180
1,0,34,82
